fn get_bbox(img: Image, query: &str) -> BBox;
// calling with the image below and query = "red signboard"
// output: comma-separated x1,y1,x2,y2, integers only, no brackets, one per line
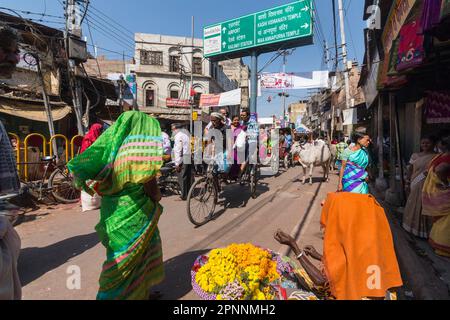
199,94,221,107
166,98,191,108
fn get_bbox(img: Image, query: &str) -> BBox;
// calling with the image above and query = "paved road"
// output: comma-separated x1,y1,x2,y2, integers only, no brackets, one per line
16,167,338,300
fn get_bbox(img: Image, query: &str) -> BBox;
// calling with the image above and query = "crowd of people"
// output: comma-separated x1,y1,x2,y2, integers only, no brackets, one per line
70,117,450,299
1,23,449,301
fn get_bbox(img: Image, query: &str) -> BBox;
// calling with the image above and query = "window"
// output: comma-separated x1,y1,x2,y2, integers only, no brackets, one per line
170,55,180,73
145,89,155,107
170,90,179,99
140,50,163,66
194,92,202,107
210,63,217,79
193,57,202,74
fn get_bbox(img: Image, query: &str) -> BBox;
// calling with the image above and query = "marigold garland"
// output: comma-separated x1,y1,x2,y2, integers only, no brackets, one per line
194,243,282,300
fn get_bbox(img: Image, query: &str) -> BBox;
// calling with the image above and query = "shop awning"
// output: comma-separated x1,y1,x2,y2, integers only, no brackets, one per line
0,96,72,122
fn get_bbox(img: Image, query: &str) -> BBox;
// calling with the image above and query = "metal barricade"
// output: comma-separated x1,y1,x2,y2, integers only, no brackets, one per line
49,134,69,163
23,133,47,181
70,135,84,159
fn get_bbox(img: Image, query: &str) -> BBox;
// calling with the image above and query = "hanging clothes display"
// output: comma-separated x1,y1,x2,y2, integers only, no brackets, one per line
425,91,450,124
420,0,443,33
396,1,426,72
385,37,408,88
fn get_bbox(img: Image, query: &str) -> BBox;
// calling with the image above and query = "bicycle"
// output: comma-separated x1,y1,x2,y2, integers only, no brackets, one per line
186,159,259,227
19,155,80,204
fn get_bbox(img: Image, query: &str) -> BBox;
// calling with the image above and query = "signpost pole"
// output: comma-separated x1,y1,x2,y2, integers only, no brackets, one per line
250,50,258,115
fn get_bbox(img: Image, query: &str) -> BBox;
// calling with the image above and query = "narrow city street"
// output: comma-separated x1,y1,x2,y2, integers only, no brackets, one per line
16,167,335,300
2,0,450,305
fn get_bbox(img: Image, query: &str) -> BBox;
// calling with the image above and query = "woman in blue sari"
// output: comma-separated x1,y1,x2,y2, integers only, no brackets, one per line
338,132,371,194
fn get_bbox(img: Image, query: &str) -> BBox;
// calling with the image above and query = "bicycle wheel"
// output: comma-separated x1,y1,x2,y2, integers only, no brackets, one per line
49,168,80,204
187,177,217,226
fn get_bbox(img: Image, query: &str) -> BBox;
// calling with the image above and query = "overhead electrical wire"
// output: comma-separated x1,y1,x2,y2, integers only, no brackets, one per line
0,7,64,20
86,18,102,78
83,16,135,54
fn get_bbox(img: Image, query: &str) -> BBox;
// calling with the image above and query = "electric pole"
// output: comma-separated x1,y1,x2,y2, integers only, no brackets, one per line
35,55,58,158
280,50,292,128
337,0,351,112
190,16,195,134
332,0,339,72
65,0,86,135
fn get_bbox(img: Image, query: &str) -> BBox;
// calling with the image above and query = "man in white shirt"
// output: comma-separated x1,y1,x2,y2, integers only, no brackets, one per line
171,123,192,200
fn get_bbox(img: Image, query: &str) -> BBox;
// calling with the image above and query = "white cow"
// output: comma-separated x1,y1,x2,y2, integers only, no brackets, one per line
291,139,332,185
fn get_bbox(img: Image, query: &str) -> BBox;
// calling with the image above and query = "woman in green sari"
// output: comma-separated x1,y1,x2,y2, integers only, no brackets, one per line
67,111,165,300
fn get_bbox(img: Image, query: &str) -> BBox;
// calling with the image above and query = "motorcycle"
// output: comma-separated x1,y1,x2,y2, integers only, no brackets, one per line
158,162,181,196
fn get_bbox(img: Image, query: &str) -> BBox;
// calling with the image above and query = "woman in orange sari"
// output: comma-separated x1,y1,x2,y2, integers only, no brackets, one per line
422,132,450,257
275,192,403,300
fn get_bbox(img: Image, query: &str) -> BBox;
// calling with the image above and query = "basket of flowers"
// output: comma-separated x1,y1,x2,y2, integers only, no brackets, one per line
191,243,307,300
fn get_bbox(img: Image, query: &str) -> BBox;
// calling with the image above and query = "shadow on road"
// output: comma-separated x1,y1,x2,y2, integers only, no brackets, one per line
295,177,329,186
153,249,209,300
210,182,270,224
18,232,99,286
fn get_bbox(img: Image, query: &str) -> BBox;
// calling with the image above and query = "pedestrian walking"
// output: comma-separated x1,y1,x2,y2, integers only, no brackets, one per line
67,111,165,300
334,137,347,172
422,131,450,257
338,131,372,194
402,136,437,238
172,123,192,201
79,123,104,212
80,123,103,154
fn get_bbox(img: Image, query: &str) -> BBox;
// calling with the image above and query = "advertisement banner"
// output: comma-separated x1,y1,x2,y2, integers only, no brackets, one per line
259,71,329,90
166,98,191,108
342,108,358,126
200,89,241,107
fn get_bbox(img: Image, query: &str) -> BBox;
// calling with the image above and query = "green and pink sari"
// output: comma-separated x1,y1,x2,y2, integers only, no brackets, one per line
67,111,164,300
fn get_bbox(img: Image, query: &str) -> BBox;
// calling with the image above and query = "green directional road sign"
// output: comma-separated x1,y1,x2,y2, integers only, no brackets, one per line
204,0,313,60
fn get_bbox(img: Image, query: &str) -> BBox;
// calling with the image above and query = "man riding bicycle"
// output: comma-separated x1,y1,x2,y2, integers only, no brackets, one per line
204,113,231,187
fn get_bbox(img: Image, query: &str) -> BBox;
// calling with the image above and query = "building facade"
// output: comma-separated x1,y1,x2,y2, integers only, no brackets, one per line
218,59,250,109
84,55,132,78
302,62,365,138
129,33,241,123
288,100,308,125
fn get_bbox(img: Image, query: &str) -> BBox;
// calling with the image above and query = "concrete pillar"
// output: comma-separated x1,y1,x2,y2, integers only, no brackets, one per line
385,92,402,206
376,94,388,191
414,99,424,153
